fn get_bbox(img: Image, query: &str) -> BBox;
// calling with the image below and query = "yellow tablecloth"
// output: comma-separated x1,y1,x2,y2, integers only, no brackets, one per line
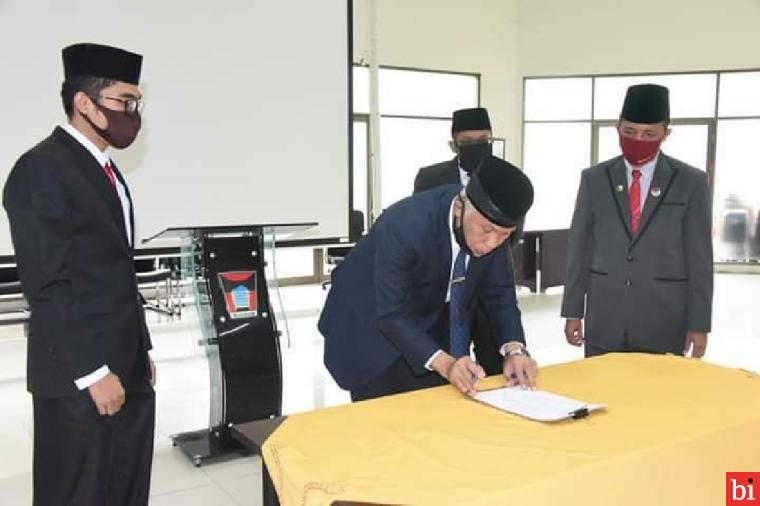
263,354,760,505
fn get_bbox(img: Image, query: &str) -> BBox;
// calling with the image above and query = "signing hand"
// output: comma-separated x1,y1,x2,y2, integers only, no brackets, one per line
504,354,538,390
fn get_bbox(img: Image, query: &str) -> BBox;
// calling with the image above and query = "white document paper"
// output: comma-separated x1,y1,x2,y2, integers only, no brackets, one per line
473,387,606,422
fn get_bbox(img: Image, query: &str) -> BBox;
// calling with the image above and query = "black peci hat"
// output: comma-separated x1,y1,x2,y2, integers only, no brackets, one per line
620,84,669,124
465,156,533,228
452,107,492,135
62,43,142,85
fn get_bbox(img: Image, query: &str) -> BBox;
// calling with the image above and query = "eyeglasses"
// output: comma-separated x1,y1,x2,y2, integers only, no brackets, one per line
455,137,494,147
97,95,145,115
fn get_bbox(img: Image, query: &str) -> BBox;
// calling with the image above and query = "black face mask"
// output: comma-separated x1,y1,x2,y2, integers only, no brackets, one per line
457,142,491,174
84,102,142,149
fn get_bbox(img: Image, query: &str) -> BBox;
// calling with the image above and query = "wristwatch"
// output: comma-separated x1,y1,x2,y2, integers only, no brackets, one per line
506,345,531,359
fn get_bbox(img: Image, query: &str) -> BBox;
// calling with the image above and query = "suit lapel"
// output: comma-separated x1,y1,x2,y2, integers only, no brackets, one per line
439,195,454,290
110,162,134,251
605,156,633,240
53,128,130,252
630,154,677,248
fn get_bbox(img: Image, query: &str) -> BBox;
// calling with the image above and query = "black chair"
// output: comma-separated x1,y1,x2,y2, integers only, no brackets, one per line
0,265,30,326
135,255,181,316
322,210,365,290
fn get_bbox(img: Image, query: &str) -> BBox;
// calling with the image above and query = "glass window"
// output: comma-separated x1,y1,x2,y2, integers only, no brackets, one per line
597,124,709,170
352,120,369,228
379,68,478,117
713,119,760,261
594,74,717,120
379,117,452,209
524,78,592,121
492,138,506,159
718,72,760,118
522,122,591,230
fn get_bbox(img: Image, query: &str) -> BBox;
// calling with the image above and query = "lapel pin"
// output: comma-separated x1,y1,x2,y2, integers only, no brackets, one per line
616,185,624,193
650,187,661,198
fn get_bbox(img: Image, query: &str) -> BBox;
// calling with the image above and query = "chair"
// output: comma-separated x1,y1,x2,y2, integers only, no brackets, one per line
135,255,182,316
321,210,365,290
0,265,30,326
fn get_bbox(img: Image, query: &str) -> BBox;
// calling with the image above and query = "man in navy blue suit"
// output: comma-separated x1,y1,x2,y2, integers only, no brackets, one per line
319,156,536,401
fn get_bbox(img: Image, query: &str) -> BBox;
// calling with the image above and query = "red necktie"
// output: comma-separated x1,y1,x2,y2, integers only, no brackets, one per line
630,169,642,234
103,161,117,191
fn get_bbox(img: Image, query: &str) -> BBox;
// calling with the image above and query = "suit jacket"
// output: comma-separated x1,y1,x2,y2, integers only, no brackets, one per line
561,153,713,354
3,127,153,397
319,185,525,391
413,158,460,193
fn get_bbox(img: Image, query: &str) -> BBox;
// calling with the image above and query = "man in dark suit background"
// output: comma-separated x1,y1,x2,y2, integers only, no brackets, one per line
413,108,519,377
320,156,537,401
562,84,713,358
414,107,493,193
3,43,155,506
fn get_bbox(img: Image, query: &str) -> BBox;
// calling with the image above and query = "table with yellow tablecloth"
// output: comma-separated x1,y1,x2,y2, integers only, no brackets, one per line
255,354,760,505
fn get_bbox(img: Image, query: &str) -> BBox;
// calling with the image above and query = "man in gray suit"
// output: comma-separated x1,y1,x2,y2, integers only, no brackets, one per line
562,84,713,358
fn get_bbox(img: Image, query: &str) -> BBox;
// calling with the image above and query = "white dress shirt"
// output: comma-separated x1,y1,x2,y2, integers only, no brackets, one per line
61,123,133,390
458,163,471,187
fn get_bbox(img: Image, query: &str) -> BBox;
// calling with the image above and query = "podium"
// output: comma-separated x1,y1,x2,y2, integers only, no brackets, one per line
144,223,315,466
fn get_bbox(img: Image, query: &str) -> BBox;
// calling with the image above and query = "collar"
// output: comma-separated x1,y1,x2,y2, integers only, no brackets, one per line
623,151,659,178
61,123,110,167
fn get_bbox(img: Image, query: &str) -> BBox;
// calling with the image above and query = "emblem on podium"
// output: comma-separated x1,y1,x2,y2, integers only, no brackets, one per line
218,271,258,319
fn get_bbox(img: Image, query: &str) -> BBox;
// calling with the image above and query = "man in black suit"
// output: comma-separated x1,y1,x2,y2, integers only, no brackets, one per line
3,43,155,506
414,108,494,193
413,108,518,376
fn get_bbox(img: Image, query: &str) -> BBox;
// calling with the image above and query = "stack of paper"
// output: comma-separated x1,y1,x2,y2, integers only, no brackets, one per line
473,387,606,422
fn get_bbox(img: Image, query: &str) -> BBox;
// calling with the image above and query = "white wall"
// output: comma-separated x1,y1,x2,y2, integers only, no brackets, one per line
0,0,350,254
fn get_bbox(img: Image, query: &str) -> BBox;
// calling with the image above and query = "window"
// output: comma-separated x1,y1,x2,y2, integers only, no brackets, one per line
525,78,592,121
353,65,479,212
593,74,716,120
523,122,590,230
352,119,369,230
719,72,760,117
379,117,452,208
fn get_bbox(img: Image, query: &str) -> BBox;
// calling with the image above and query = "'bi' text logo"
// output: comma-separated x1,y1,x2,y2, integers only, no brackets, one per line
727,473,760,505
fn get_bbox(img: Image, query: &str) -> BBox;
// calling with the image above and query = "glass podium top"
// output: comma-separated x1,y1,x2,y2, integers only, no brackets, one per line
142,223,317,245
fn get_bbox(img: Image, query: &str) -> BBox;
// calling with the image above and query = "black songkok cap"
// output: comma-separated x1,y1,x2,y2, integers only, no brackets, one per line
62,43,142,85
620,84,670,124
452,107,492,135
465,156,534,228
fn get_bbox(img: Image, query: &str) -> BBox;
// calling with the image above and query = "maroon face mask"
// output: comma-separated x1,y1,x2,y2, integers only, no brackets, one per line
618,131,662,166
85,102,142,149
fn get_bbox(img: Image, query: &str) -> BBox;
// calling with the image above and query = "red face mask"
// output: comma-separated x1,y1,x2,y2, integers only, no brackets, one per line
618,131,662,166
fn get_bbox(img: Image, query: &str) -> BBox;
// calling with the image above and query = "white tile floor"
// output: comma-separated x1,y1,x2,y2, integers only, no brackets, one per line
0,273,758,505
